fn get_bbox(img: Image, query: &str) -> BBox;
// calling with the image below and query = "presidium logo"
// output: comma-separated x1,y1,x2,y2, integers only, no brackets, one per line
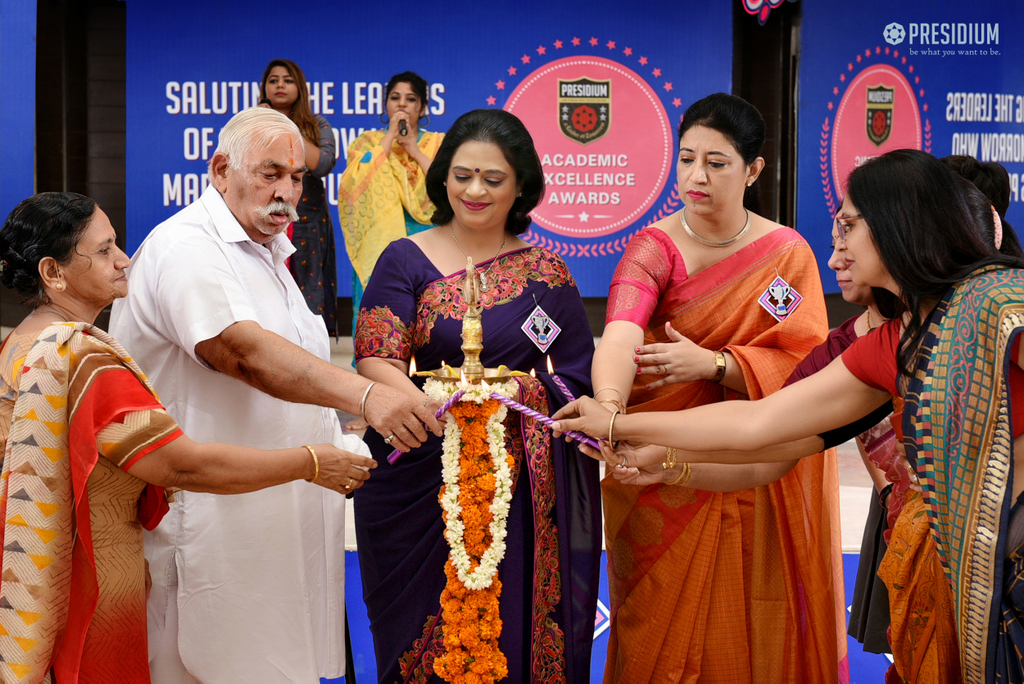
558,78,611,144
866,85,894,145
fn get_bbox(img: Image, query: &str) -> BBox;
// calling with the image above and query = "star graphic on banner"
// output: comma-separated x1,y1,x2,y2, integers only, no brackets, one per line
537,45,547,55
865,49,871,57
652,68,661,77
908,64,914,72
508,66,517,76
875,46,881,54
623,47,632,56
923,102,929,112
833,86,839,95
563,112,569,121
663,82,673,92
606,40,616,49
554,39,563,49
563,105,570,112
840,74,846,82
589,37,599,46
487,96,497,105
856,54,862,62
848,63,854,71
572,37,581,46
914,76,919,84
599,105,606,112
672,98,682,107
919,88,924,97
521,54,531,64
827,101,833,110
885,46,891,54
496,80,505,90
579,211,590,222
600,112,607,121
639,56,648,65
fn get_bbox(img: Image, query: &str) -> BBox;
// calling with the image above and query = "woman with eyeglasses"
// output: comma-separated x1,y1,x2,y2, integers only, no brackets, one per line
556,148,1024,683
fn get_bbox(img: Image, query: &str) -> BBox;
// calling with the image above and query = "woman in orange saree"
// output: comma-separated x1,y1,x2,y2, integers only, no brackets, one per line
0,193,376,683
591,93,846,682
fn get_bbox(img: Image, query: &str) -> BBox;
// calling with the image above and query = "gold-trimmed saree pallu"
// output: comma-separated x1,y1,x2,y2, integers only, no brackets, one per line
338,129,445,289
603,229,847,683
0,323,179,683
898,267,1024,683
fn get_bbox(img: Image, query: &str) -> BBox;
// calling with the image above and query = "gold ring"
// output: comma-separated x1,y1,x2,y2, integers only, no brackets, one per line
620,454,627,467
383,434,395,444
344,478,354,490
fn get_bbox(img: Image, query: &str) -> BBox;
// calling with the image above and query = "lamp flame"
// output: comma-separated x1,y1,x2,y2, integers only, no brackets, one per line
409,356,417,376
546,355,554,375
530,368,537,378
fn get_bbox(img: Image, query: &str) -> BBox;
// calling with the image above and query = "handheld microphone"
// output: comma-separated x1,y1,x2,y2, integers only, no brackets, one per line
399,120,408,137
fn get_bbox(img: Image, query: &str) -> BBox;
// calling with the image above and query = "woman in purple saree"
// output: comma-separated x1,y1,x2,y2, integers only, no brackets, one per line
353,109,601,684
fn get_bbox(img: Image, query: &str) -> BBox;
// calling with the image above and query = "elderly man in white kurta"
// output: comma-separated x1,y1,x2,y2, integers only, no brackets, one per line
110,107,441,683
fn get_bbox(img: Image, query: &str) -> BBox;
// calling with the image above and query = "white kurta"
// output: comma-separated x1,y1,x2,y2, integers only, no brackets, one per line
110,184,363,683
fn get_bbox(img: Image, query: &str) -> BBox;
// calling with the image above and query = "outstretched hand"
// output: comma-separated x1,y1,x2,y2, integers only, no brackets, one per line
363,383,443,452
552,396,615,441
634,321,716,390
310,443,377,495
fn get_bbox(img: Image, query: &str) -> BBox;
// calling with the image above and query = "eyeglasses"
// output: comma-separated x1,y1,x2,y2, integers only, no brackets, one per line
832,213,863,246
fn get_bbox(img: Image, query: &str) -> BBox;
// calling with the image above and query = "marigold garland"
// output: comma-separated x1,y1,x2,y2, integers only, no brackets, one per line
426,379,516,684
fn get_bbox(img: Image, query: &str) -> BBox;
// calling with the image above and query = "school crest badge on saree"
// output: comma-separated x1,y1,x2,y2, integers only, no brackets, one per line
758,274,802,322
522,304,561,352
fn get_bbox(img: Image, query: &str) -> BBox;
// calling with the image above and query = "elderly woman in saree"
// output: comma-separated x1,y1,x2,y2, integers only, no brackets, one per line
0,192,375,683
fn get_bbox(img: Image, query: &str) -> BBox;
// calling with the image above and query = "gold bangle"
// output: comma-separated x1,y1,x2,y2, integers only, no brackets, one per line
608,409,620,447
598,399,626,414
667,461,692,486
712,351,727,383
595,387,627,404
302,445,320,483
662,446,677,470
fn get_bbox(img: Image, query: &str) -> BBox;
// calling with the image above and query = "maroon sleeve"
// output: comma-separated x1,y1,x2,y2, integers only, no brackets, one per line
840,319,901,396
783,316,860,387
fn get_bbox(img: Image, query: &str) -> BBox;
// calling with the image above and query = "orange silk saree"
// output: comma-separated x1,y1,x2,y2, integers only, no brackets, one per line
603,226,846,683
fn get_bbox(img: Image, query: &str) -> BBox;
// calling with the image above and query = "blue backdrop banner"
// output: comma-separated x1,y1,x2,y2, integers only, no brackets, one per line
0,0,36,221
798,0,1024,293
126,1,732,297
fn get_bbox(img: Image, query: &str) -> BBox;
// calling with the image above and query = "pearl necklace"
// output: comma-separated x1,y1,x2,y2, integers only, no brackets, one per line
680,208,751,248
450,228,506,290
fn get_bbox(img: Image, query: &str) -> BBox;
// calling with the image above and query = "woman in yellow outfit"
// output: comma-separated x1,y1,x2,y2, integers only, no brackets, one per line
338,71,444,340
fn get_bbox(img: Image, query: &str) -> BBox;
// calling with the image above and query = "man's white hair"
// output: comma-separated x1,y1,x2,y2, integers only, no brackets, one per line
212,107,303,171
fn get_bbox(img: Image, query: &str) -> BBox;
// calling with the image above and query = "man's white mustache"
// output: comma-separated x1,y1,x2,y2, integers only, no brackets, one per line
258,201,299,222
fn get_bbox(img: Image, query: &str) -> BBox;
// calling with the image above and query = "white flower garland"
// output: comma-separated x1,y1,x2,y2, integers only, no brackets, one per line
426,378,517,591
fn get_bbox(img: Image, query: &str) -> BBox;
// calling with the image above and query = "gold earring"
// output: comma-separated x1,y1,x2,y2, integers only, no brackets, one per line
747,180,753,187
55,281,64,291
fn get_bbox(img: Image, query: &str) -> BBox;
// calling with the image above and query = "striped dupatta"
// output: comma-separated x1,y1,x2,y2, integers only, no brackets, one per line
902,267,1024,683
0,323,173,683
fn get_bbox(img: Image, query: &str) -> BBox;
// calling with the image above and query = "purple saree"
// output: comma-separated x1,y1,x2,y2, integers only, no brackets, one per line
354,238,601,684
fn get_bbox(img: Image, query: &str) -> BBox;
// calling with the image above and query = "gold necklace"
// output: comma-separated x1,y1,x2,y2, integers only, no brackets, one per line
866,309,873,331
680,208,751,248
450,228,506,290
